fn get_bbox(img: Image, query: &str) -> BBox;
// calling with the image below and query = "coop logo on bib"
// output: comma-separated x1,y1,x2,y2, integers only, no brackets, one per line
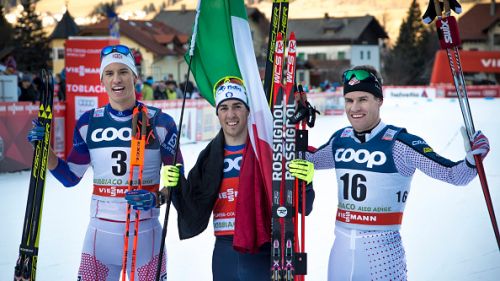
335,148,386,168
91,127,132,142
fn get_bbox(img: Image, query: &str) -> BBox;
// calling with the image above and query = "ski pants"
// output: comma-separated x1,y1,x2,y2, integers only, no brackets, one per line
212,235,270,281
328,225,407,281
77,218,167,281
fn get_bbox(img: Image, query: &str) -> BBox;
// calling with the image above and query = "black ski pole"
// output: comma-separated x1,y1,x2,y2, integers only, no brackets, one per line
155,3,201,280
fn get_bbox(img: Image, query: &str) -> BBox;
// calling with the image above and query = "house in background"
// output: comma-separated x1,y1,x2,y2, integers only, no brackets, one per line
430,2,500,85
154,5,270,68
48,6,388,88
49,9,80,75
289,14,388,87
459,2,500,51
79,18,189,82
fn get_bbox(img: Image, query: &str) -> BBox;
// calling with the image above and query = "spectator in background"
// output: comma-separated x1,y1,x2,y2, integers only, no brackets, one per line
32,76,43,101
154,80,167,100
142,76,154,100
18,74,38,102
135,78,143,100
165,73,177,88
166,80,181,100
55,73,66,101
179,74,194,99
133,49,143,76
4,55,17,73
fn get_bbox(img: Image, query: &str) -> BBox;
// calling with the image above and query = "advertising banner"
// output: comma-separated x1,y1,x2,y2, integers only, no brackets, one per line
64,37,118,156
431,50,500,85
383,86,437,99
0,102,66,172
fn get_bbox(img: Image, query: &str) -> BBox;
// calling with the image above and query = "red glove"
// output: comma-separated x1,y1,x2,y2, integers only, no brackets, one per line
465,130,490,166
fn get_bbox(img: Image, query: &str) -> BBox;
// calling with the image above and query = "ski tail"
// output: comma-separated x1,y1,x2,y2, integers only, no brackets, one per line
15,69,54,281
121,105,148,281
264,0,290,108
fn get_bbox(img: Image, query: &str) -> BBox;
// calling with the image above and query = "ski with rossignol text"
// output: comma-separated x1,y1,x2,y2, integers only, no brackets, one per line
271,32,286,281
264,0,290,108
14,69,54,281
283,31,298,281
271,31,300,281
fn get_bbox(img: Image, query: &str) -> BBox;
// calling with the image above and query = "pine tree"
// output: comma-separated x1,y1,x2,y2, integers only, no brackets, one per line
13,0,50,72
383,0,437,85
0,3,14,51
148,3,156,13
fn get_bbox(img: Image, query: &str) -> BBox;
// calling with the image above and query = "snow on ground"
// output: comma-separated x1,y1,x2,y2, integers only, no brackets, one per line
1,97,499,280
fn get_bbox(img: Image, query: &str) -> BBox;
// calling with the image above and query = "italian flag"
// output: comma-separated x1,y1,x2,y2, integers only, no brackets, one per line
187,0,273,201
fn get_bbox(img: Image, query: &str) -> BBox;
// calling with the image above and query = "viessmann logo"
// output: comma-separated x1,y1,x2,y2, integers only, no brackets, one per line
91,128,131,142
481,58,500,68
335,148,386,168
66,66,100,77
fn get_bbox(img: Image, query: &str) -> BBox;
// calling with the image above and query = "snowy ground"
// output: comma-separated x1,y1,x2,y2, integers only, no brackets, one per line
1,97,499,280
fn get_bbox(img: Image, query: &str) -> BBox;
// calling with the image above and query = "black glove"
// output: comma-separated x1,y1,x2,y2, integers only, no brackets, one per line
422,0,462,24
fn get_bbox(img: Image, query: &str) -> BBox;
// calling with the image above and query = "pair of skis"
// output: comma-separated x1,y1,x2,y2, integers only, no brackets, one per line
121,104,149,280
14,70,54,281
271,32,307,281
426,0,499,251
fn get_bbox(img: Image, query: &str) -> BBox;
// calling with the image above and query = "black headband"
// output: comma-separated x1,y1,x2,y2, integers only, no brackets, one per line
343,75,383,100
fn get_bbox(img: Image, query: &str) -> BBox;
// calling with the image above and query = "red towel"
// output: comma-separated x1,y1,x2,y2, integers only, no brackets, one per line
233,144,272,253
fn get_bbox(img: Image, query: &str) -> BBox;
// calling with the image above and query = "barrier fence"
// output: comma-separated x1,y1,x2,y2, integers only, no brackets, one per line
1,86,497,173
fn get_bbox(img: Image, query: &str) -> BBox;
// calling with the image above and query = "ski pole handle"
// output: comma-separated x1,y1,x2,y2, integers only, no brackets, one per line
435,16,461,49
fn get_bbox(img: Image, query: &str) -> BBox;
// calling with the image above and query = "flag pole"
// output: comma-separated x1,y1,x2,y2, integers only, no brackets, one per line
155,1,202,279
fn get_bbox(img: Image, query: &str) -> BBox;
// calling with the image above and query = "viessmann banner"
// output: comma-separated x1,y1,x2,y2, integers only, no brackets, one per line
64,37,118,157
431,50,500,85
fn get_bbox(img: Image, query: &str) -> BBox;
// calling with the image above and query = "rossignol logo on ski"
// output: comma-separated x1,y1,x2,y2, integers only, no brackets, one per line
335,148,386,168
272,100,285,181
91,127,132,142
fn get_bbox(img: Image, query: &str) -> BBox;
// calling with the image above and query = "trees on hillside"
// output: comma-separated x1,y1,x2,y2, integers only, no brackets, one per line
383,0,438,85
0,3,14,51
13,0,50,72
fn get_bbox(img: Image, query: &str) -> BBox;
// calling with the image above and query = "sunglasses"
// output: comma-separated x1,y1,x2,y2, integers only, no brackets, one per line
342,69,380,85
100,45,134,61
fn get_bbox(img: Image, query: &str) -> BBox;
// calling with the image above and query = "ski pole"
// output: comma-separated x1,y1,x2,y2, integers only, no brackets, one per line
121,105,147,281
155,2,201,280
431,0,500,251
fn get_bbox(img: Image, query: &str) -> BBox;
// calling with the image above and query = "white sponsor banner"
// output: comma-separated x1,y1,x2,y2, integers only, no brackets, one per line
384,86,437,99
0,75,18,102
75,96,99,119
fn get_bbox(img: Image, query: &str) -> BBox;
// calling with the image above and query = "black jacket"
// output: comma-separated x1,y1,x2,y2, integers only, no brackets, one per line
172,130,225,239
172,130,316,240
